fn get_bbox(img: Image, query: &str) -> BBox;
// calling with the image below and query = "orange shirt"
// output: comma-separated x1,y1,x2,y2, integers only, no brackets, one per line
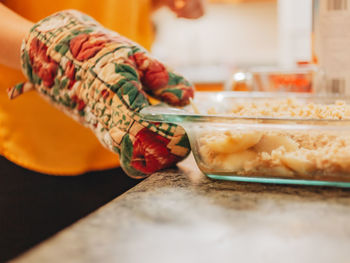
0,0,154,175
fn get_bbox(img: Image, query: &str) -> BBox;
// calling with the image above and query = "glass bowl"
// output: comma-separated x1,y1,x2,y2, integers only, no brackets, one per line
140,92,350,187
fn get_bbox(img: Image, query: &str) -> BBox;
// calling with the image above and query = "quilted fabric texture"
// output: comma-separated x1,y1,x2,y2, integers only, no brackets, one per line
8,10,194,178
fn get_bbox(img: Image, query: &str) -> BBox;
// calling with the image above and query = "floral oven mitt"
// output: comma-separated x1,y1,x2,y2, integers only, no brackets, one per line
8,10,194,178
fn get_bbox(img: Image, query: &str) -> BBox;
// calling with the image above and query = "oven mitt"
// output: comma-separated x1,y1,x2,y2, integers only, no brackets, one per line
8,10,194,178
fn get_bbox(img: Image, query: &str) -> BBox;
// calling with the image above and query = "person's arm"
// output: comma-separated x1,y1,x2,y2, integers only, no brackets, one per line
0,4,33,69
8,10,194,178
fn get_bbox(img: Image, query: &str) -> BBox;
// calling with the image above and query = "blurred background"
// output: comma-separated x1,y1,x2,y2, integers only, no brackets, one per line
151,0,313,90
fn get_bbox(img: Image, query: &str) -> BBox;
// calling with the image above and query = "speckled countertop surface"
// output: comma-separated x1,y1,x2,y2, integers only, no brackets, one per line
12,155,350,263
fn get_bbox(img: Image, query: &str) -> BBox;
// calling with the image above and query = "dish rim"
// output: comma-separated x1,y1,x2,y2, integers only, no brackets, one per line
140,91,350,124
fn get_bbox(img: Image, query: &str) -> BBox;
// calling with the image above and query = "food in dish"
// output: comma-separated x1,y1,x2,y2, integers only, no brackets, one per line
198,99,350,178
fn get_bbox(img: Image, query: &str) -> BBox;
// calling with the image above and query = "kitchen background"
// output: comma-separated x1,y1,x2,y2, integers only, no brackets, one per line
151,0,312,84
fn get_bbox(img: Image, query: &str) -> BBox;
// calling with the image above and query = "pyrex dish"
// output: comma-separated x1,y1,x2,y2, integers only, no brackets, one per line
140,92,350,187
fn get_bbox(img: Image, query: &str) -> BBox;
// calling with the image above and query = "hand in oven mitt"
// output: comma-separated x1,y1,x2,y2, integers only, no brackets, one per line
8,10,194,178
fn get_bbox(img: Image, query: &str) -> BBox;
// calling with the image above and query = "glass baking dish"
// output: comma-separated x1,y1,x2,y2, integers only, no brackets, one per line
140,92,350,187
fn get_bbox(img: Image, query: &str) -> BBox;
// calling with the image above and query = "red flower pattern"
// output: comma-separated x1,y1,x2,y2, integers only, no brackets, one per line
65,61,76,90
29,37,58,88
70,33,109,61
101,89,110,100
160,85,195,106
131,128,179,174
72,95,86,111
132,52,169,91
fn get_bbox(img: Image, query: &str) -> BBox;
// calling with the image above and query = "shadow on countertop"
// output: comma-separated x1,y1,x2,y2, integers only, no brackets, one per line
0,156,140,262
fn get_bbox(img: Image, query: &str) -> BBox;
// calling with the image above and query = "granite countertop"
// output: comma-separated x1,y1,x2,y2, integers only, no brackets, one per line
12,155,350,263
